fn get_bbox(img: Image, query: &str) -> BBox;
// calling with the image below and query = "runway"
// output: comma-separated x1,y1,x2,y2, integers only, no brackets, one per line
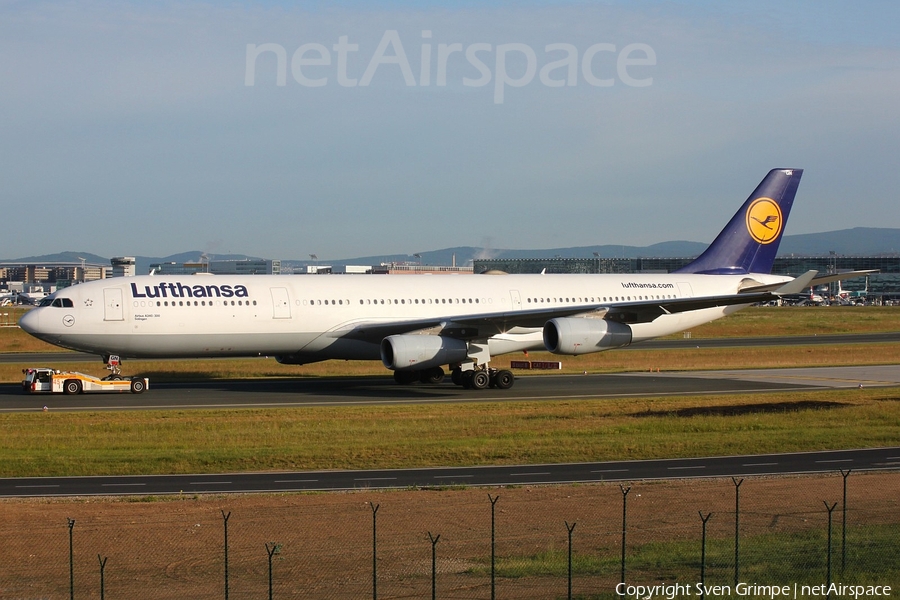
0,447,897,498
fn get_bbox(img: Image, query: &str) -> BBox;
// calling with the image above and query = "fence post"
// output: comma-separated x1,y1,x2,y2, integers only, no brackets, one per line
221,510,231,600
67,517,76,600
565,521,577,600
266,542,281,600
840,470,850,575
489,494,499,600
97,555,108,600
731,477,743,587
619,485,631,586
824,501,837,600
370,502,380,600
699,512,712,600
428,532,440,600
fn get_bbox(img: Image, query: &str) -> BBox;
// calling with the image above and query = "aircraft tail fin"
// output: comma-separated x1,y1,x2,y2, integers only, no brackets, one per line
675,169,802,275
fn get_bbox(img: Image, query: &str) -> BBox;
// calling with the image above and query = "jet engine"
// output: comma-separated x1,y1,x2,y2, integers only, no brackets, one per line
542,318,633,355
380,335,469,371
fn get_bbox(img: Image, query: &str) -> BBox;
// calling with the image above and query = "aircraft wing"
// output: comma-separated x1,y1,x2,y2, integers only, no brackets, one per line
738,270,877,294
332,290,785,341
330,304,604,341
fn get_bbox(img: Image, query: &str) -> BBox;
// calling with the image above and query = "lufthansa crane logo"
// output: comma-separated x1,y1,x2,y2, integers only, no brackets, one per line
745,197,783,244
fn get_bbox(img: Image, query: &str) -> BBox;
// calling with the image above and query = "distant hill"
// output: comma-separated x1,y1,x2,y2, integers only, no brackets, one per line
4,228,899,273
1,251,111,266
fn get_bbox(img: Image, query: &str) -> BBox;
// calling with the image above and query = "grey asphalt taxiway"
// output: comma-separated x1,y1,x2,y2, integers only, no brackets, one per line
3,364,900,412
1,447,897,498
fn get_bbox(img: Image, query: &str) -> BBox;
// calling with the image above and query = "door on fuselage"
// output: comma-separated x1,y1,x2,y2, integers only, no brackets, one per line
271,287,291,319
103,288,124,321
510,290,522,310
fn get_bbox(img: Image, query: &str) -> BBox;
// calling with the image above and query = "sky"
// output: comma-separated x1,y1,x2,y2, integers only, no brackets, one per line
2,1,898,261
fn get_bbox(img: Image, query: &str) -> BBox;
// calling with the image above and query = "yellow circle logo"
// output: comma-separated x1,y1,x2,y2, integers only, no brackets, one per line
745,197,783,244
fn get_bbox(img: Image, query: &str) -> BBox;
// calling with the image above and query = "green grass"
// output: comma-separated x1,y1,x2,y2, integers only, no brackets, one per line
1,388,897,477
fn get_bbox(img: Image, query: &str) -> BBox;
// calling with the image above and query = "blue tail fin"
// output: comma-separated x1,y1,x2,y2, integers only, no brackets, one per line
675,169,802,275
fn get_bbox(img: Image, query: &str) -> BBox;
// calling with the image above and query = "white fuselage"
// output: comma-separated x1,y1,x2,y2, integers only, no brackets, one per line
20,271,788,362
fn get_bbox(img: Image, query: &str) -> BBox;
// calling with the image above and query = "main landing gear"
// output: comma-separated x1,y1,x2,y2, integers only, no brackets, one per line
393,365,515,390
451,366,515,390
393,367,445,385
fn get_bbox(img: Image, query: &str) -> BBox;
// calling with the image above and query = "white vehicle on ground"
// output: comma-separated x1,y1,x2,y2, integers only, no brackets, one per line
22,367,148,395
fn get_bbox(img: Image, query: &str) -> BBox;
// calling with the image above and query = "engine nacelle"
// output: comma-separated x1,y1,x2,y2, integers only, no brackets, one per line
543,318,633,355
380,335,469,371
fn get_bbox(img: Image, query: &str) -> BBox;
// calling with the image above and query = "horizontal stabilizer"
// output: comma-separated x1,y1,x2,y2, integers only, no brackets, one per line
805,270,878,287
738,269,878,295
773,270,818,295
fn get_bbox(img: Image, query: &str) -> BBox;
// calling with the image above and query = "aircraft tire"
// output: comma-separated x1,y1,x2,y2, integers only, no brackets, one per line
451,368,463,386
393,370,418,385
461,370,474,389
64,380,82,395
494,370,515,390
471,370,490,390
130,378,146,394
419,367,445,384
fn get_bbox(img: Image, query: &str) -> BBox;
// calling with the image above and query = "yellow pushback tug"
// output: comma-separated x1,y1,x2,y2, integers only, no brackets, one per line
22,362,148,395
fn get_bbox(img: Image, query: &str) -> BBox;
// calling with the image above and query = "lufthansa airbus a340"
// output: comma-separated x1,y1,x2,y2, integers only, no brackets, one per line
19,169,869,390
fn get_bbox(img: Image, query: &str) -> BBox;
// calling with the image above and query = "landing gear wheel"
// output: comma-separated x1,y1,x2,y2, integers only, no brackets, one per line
419,367,445,384
451,368,463,386
393,370,419,385
494,370,515,390
470,370,490,390
130,378,146,394
461,370,474,389
64,379,82,395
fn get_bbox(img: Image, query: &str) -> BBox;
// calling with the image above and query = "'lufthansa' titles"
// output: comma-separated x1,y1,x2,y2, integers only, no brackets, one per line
130,282,249,299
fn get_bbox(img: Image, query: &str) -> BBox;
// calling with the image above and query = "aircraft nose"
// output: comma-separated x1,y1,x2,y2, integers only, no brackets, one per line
18,308,40,335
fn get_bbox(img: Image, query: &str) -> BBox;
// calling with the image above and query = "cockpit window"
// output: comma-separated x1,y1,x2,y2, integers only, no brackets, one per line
39,298,53,307
47,298,74,308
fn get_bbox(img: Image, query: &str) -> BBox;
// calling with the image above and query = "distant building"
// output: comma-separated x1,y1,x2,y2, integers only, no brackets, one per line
111,256,136,277
335,265,372,274
149,259,280,275
0,261,107,287
371,262,474,275
209,259,280,275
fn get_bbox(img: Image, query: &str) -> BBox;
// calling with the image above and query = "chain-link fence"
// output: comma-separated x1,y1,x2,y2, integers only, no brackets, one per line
0,471,896,599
